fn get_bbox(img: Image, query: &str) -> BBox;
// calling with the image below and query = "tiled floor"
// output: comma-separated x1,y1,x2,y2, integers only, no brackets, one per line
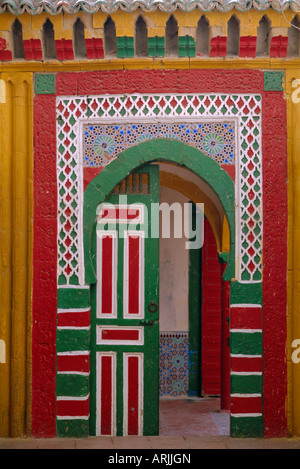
159,397,229,436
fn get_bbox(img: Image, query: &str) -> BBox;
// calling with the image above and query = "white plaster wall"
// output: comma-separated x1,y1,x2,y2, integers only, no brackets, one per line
159,186,190,332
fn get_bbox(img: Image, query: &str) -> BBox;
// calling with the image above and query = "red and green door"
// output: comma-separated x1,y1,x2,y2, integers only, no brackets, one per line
90,165,160,436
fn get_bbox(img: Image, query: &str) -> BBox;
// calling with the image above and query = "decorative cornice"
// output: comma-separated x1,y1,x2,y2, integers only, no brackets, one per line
0,0,300,16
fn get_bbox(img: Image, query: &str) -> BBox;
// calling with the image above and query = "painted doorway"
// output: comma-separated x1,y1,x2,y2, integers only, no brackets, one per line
84,139,236,437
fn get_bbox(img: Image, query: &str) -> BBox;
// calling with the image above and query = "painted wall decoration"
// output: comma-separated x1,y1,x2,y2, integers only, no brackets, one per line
83,121,235,167
0,4,299,64
56,91,262,286
32,68,287,440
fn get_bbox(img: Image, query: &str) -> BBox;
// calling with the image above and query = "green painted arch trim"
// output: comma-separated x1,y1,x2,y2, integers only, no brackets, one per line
83,138,235,283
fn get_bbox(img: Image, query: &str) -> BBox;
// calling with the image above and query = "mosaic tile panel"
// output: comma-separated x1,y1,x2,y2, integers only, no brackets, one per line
56,93,262,285
159,332,189,397
83,121,235,167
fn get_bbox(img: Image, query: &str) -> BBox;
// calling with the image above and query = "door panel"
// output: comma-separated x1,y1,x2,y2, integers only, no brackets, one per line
96,230,118,318
123,230,145,319
96,352,117,436
123,352,143,436
90,164,159,436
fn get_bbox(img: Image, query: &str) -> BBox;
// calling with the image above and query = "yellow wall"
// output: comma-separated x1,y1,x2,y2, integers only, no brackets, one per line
0,72,33,437
286,69,300,436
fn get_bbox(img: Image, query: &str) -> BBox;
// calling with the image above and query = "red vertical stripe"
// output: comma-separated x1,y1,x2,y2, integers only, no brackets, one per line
32,94,57,437
128,356,139,435
101,356,112,435
102,235,113,315
221,263,230,411
262,92,287,437
202,219,221,395
128,235,140,315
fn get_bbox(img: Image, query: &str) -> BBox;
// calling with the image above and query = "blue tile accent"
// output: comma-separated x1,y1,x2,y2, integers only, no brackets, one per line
159,332,189,397
83,121,235,167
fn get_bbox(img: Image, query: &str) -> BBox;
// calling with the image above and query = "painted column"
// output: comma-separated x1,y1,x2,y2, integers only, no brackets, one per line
56,287,91,437
286,69,300,436
229,283,263,437
262,71,288,437
0,73,33,437
32,80,57,437
0,76,12,437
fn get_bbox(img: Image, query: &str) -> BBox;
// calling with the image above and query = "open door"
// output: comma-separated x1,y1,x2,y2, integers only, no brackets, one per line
90,165,159,436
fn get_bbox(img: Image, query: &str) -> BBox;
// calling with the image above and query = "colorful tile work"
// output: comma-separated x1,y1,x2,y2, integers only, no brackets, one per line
159,332,189,397
56,93,262,285
83,122,235,167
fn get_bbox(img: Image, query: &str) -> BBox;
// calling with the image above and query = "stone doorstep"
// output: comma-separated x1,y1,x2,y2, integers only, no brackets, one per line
1,436,300,450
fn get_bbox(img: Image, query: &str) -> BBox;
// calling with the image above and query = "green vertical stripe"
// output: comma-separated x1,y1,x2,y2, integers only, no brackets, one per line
188,202,202,396
117,37,134,58
178,35,196,57
148,36,165,57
